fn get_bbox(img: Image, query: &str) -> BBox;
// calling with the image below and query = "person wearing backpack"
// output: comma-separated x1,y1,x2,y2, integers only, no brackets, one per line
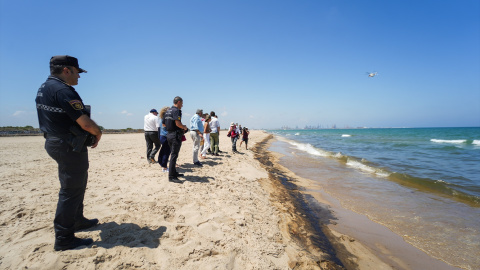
228,122,239,153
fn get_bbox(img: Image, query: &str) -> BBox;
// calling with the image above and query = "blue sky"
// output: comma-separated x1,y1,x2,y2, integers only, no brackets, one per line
1,0,479,129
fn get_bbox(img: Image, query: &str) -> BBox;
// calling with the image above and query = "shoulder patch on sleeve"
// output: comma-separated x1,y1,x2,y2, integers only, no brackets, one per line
69,100,84,110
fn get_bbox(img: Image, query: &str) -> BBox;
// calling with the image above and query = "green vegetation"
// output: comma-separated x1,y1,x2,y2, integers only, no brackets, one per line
0,126,39,131
0,126,143,136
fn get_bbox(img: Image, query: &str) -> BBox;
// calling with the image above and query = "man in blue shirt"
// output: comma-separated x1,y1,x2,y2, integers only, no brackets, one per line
189,109,204,166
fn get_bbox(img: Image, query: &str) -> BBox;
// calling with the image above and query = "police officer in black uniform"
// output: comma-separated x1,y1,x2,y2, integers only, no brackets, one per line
162,96,188,183
35,55,103,251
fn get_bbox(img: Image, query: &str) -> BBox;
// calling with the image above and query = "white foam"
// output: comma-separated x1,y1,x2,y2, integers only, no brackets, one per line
346,160,390,177
294,133,300,136
297,143,330,157
346,160,376,173
280,139,331,157
376,171,391,178
341,134,351,137
472,140,480,146
430,139,467,144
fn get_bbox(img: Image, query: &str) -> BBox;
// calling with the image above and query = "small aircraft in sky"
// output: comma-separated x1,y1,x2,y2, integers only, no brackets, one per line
367,72,378,78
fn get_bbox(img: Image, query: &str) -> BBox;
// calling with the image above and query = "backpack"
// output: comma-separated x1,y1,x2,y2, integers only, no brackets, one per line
230,126,237,137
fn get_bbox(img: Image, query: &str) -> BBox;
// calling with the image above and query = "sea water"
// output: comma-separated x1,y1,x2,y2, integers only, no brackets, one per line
267,127,480,269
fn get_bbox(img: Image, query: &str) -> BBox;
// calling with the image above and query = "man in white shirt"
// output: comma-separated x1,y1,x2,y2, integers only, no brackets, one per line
236,123,241,137
209,111,220,156
144,109,161,163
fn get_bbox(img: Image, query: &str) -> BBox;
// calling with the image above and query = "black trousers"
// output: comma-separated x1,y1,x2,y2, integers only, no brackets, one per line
158,135,170,168
45,138,89,244
167,131,183,177
145,131,161,160
231,136,238,151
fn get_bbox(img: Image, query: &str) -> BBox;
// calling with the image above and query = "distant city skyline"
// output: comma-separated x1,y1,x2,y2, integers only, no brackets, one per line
1,1,479,130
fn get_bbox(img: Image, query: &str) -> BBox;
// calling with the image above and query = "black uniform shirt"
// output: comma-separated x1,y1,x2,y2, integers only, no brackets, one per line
162,106,182,132
35,76,88,135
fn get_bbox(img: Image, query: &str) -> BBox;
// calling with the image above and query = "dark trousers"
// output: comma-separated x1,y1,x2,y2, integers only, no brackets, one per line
145,131,161,160
167,131,183,177
158,135,170,168
45,138,89,244
231,136,238,151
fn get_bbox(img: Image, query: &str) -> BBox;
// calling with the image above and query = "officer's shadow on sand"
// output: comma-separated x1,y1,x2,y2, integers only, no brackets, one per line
88,222,167,249
183,175,213,183
182,160,221,168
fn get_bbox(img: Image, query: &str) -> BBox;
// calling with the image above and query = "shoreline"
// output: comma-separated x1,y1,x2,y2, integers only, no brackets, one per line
261,133,462,270
251,134,344,269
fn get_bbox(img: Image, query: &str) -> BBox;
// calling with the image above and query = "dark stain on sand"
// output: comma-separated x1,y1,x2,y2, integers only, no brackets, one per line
253,134,350,270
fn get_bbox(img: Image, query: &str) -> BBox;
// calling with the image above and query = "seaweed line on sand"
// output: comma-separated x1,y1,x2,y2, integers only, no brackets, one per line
252,134,351,270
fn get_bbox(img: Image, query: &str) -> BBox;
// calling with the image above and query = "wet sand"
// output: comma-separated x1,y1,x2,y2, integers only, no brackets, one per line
255,135,460,270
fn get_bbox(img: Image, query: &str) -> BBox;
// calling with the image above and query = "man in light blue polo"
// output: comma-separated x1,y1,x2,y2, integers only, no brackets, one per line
189,109,204,166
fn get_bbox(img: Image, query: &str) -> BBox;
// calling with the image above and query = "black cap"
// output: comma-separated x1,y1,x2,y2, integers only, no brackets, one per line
50,55,87,73
150,109,158,113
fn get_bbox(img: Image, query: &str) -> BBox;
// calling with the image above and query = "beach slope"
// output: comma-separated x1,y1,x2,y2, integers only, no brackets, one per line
1,131,348,269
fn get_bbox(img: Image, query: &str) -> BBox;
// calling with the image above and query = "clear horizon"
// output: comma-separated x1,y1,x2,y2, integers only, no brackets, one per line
1,1,479,130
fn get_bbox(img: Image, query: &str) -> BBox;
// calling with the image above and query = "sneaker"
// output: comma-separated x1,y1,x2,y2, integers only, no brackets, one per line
149,158,155,164
54,237,93,251
74,218,99,232
194,161,203,167
162,168,169,173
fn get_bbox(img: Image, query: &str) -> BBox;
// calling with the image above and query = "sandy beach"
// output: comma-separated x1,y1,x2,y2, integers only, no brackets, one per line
0,131,458,269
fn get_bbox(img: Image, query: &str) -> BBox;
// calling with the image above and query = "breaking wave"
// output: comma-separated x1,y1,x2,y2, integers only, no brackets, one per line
276,135,480,207
431,139,467,144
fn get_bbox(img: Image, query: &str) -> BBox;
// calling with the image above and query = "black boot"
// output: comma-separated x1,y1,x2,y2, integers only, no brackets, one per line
54,237,93,251
169,177,183,184
74,218,99,232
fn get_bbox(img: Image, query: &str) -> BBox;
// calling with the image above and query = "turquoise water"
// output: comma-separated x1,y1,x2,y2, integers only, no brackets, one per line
267,127,480,269
270,127,480,205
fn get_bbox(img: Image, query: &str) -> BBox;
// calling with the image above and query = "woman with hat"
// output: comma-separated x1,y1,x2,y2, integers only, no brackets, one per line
228,122,239,153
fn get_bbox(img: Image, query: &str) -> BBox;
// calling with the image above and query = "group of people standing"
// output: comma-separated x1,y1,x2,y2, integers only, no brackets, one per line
227,122,250,153
144,98,226,183
188,109,222,166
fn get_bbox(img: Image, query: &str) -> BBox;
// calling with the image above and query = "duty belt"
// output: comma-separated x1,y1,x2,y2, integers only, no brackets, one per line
44,133,72,140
